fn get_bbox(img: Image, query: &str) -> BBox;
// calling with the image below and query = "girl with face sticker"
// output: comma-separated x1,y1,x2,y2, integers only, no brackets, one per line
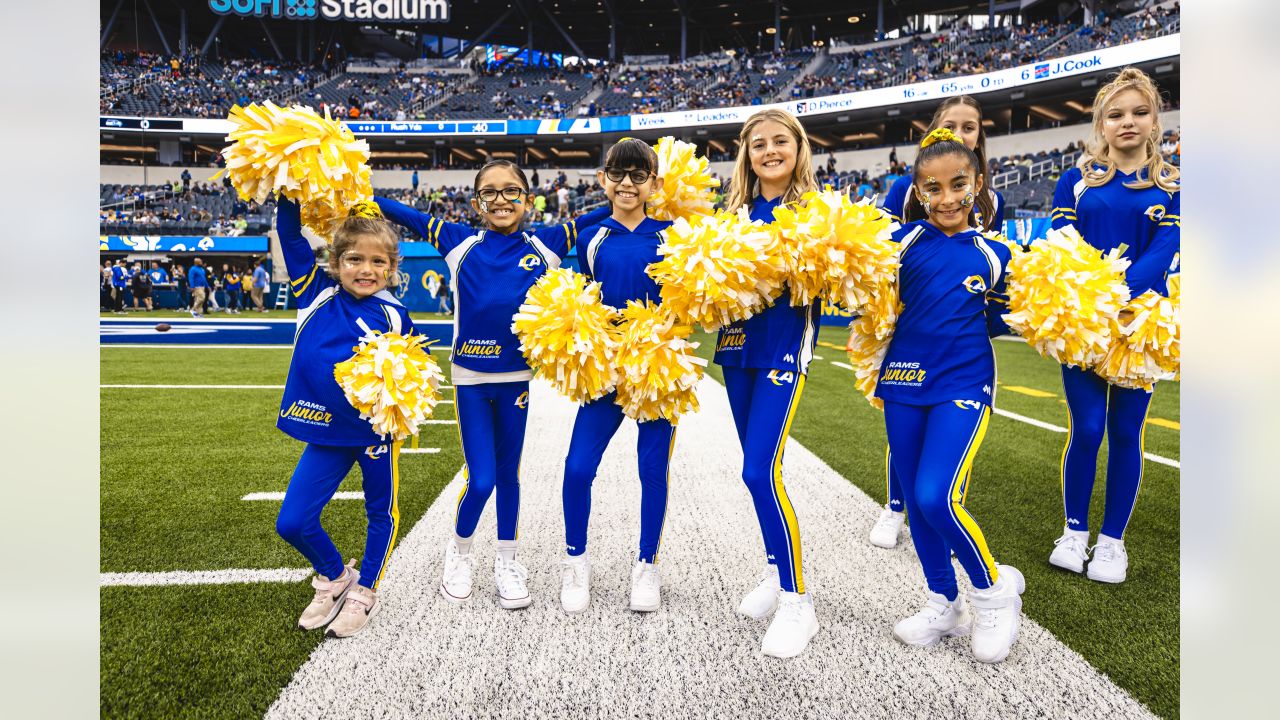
373,162,611,611
1046,68,1180,585
716,108,822,659
271,198,415,639
874,128,1025,664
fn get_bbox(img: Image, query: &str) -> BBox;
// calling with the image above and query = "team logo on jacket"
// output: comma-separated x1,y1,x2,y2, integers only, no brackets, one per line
365,444,389,460
456,338,503,358
767,370,796,386
717,327,745,351
280,399,333,427
1144,204,1166,222
962,274,988,294
880,361,927,387
514,391,529,409
518,254,542,271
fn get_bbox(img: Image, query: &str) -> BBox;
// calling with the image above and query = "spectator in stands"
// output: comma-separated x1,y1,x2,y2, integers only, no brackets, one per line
188,257,209,317
412,170,419,192
130,263,153,311
251,260,269,312
827,151,837,174
181,169,191,192
556,183,571,220
533,192,547,219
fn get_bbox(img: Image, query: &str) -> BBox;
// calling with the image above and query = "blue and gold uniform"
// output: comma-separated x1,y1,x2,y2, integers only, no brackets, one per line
563,216,676,564
714,194,820,595
273,198,415,591
1051,167,1179,540
877,220,1011,600
376,197,609,543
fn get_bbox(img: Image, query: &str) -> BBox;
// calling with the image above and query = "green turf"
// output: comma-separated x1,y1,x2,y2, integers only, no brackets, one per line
102,333,1179,718
690,327,1179,719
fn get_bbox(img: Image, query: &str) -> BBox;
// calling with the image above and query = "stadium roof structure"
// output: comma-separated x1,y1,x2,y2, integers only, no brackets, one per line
102,0,1063,63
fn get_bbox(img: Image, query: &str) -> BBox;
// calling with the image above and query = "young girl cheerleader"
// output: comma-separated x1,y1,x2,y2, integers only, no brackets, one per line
1046,68,1179,584
871,95,1006,549
375,163,609,609
877,128,1024,663
559,138,674,614
273,198,414,638
715,108,821,658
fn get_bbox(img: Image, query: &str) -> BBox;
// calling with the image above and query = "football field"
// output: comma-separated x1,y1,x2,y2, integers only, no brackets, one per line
100,326,1179,719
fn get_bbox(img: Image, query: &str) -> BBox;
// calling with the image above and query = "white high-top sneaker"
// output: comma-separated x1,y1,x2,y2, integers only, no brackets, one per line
494,554,532,610
560,553,591,613
869,505,907,549
892,591,971,646
1086,535,1129,584
1049,527,1090,573
629,560,661,612
968,565,1026,664
440,539,474,604
738,564,781,620
760,591,819,658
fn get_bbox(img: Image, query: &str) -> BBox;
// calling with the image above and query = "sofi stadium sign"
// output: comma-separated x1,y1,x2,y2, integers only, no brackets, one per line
209,0,448,22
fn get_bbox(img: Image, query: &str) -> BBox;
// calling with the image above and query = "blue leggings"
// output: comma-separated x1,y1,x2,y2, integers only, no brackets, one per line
563,391,675,563
276,441,402,590
722,367,807,594
886,447,971,516
453,381,530,541
883,400,998,600
1060,365,1153,539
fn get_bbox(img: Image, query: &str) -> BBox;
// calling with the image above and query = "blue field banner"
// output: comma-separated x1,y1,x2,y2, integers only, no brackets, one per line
101,235,270,253
100,317,455,346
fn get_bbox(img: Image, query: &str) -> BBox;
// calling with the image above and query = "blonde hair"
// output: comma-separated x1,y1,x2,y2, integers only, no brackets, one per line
327,216,402,287
725,108,818,213
1078,67,1179,192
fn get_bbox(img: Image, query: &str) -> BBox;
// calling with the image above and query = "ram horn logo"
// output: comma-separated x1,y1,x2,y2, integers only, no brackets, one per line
1144,204,1167,222
962,275,988,294
518,254,542,271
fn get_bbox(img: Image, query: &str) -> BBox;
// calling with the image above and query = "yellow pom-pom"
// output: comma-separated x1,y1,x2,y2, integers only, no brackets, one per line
921,127,963,148
512,268,621,404
1002,225,1131,368
613,301,709,423
772,189,899,310
332,332,445,442
647,209,788,331
647,137,721,222
844,288,902,409
1094,289,1179,391
216,101,373,241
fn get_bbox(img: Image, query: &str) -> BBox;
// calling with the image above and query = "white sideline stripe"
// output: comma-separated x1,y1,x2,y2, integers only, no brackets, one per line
422,420,456,425
830,360,854,371
242,491,364,501
101,567,312,587
101,384,454,390
269,377,1157,720
401,448,442,454
1143,453,1180,469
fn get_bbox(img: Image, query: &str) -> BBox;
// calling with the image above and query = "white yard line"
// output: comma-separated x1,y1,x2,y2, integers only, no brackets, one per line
242,491,364,501
268,377,1157,720
401,448,442,454
101,568,313,587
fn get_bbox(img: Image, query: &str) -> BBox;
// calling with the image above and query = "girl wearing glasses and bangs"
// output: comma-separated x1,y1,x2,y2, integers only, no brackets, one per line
559,138,676,615
374,162,610,612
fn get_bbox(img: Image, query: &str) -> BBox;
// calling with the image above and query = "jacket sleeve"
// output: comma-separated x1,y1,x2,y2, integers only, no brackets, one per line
1124,190,1180,298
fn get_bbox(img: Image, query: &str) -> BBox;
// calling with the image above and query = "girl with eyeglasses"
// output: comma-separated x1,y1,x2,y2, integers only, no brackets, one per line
374,160,610,611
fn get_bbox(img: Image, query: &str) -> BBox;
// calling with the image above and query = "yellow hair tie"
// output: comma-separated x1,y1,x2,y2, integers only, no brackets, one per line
920,127,962,148
348,200,383,219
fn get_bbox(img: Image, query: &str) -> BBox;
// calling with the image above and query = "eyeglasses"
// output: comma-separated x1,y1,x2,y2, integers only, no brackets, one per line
476,187,527,203
604,167,655,185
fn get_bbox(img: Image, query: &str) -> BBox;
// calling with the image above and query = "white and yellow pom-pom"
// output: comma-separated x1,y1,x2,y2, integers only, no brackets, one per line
333,332,445,441
844,289,902,409
613,301,708,423
512,268,621,404
647,137,720,223
647,209,788,331
771,189,898,310
1002,225,1131,368
215,101,373,241
1094,289,1180,391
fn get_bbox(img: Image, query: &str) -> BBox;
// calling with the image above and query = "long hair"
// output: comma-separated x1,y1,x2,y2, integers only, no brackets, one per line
925,96,997,231
1078,67,1179,192
724,108,818,213
902,132,984,228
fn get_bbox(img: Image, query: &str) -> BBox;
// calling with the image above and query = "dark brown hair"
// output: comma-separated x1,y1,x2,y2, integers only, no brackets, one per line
925,96,997,230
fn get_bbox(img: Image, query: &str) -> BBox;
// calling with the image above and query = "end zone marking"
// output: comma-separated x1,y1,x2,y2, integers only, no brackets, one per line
101,567,313,587
1148,417,1180,430
243,491,364,501
1002,385,1056,398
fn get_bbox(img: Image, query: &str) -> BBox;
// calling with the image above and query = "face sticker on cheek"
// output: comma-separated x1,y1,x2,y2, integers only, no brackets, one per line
961,192,975,208
479,200,489,213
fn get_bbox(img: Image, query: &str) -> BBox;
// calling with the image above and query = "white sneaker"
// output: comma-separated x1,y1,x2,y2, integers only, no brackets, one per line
1049,527,1089,573
893,591,971,646
629,560,661,612
738,565,781,619
1087,536,1129,584
494,554,532,610
968,565,1026,664
869,505,906,548
440,539,474,603
761,591,819,658
560,554,591,613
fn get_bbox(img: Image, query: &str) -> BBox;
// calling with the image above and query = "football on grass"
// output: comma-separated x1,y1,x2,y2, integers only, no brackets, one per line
155,323,171,332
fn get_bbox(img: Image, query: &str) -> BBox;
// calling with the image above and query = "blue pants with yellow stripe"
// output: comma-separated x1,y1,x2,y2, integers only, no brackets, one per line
886,449,971,515
454,381,529,541
1060,365,1153,539
722,367,807,594
563,391,675,563
276,441,402,591
884,400,997,600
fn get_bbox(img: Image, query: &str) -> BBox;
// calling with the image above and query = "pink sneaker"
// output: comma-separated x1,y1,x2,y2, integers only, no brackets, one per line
326,585,379,638
297,560,358,631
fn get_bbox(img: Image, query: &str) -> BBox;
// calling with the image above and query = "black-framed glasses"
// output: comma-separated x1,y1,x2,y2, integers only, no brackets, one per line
604,167,654,184
476,186,527,203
